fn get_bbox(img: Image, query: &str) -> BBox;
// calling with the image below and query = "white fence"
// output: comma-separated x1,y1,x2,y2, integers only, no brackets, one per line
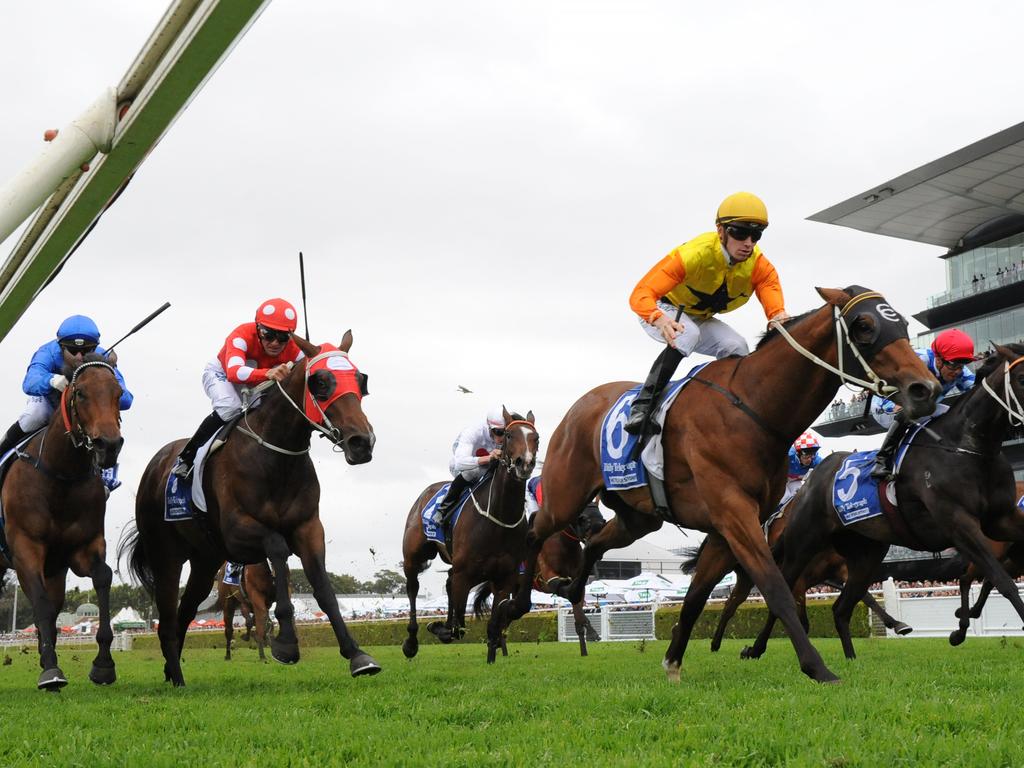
558,603,656,642
879,579,1024,638
1,631,135,650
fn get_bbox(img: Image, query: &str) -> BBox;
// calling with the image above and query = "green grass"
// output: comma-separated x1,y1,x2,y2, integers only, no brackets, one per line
1,637,1022,767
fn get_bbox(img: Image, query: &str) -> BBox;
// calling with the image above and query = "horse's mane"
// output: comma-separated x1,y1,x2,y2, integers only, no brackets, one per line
943,342,1024,416
60,351,110,379
755,308,817,351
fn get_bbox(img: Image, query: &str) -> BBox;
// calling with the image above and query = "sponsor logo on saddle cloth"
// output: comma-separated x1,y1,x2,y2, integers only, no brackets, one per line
600,362,710,491
832,418,932,526
1018,493,1024,513
420,475,489,546
302,344,365,424
223,562,243,586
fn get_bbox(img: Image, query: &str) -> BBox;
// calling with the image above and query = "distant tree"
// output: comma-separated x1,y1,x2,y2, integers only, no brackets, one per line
0,574,33,630
361,569,405,595
288,568,363,594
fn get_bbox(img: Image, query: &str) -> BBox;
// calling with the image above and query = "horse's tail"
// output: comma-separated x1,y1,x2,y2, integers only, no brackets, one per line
116,521,156,598
472,583,492,619
680,542,705,575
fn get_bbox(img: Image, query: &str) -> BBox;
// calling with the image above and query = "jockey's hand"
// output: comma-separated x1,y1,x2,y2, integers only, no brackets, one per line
768,311,791,328
266,364,290,382
484,449,503,464
653,314,685,345
49,374,68,392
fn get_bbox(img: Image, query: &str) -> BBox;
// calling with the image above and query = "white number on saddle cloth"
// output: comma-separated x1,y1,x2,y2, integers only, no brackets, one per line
835,463,861,504
604,395,632,461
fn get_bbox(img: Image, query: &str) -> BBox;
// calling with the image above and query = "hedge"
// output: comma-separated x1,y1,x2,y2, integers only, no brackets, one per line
131,600,866,651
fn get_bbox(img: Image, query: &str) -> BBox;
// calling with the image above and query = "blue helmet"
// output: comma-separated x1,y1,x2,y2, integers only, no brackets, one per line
56,315,100,347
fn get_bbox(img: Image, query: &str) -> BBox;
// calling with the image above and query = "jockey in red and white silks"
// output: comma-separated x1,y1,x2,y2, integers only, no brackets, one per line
778,432,822,509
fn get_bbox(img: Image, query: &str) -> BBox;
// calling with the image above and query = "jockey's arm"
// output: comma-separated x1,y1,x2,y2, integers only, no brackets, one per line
752,255,787,321
629,254,687,324
22,343,61,397
450,428,485,473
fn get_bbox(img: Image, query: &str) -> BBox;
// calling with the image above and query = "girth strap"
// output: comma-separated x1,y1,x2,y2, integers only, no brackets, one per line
688,376,789,445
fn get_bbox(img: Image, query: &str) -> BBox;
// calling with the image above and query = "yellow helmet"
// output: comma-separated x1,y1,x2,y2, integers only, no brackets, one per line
716,192,768,227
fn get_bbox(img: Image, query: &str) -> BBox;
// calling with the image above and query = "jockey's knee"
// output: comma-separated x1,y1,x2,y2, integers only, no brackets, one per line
213,404,240,421
720,337,749,357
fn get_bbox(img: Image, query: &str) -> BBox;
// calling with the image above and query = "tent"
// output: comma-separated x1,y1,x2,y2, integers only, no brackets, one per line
112,606,147,631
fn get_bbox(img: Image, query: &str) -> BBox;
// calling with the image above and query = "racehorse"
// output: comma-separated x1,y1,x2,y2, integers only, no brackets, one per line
401,408,538,663
746,344,1024,661
216,560,275,661
948,480,1024,646
473,503,607,656
0,352,124,689
501,286,942,683
681,499,915,653
121,332,381,685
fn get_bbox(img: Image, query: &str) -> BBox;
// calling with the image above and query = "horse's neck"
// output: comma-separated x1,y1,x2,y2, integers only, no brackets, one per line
489,467,527,522
734,310,841,442
244,377,312,453
948,375,1011,453
40,410,90,472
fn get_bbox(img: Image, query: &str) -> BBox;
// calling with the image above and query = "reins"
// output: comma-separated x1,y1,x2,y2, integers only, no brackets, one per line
981,356,1024,427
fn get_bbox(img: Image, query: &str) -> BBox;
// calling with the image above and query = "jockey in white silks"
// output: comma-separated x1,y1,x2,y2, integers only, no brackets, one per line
435,405,507,529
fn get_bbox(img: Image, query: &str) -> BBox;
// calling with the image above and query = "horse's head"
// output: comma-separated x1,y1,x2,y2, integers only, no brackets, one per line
60,351,124,468
815,286,940,419
975,342,1024,425
495,406,539,481
292,332,374,465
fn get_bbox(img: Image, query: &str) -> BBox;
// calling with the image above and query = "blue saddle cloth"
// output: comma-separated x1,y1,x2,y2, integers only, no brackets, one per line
421,477,487,546
223,562,243,586
1018,493,1024,513
832,452,886,525
600,363,709,491
165,472,194,522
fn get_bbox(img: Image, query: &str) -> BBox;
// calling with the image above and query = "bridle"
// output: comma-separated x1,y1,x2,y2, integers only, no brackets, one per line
981,355,1024,427
60,360,120,452
768,291,907,397
469,419,539,529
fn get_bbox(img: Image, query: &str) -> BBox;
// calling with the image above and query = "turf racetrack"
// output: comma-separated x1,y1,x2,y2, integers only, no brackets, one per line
1,638,1021,766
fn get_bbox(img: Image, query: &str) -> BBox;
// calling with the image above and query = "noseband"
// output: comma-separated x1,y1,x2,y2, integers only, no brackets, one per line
492,419,539,474
61,361,120,452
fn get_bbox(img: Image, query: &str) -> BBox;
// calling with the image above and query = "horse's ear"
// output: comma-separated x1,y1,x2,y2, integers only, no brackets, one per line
105,349,118,368
993,342,1017,361
502,405,511,424
292,335,319,359
339,330,353,353
526,410,535,424
816,287,853,308
62,348,77,373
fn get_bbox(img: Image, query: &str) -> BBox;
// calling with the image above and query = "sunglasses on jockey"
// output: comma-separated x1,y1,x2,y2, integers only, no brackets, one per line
258,325,292,344
724,224,764,243
797,447,819,457
60,341,97,355
938,356,972,370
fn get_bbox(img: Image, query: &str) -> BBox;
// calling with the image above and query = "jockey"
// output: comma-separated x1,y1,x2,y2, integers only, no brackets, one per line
779,432,822,509
525,475,543,516
436,405,507,532
171,298,303,478
870,328,976,480
624,192,790,435
0,315,133,457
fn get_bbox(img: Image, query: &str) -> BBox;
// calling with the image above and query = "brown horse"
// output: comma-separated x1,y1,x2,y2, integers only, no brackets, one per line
503,286,941,683
120,332,381,685
216,561,275,661
401,408,538,663
749,344,1024,661
0,353,124,689
684,498,912,653
948,480,1024,646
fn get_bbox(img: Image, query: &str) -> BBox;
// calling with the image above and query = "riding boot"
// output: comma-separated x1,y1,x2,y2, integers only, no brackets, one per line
870,413,910,481
0,421,29,457
171,411,226,478
437,474,471,547
623,345,685,435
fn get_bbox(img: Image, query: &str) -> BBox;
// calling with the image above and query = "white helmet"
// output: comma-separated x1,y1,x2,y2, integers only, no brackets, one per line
486,405,506,430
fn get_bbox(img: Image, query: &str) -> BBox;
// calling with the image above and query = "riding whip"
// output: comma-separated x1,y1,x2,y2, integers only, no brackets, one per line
104,301,171,354
299,251,311,341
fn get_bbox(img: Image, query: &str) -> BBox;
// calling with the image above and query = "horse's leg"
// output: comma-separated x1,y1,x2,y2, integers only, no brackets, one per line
571,600,589,656
830,543,888,659
428,572,457,643
402,546,432,659
175,559,220,655
14,544,66,690
224,599,235,661
859,588,911,635
948,512,1024,631
86,552,117,685
711,487,837,683
240,598,254,643
662,533,735,682
710,569,751,653
151,557,186,686
291,520,381,676
969,580,994,619
486,578,516,664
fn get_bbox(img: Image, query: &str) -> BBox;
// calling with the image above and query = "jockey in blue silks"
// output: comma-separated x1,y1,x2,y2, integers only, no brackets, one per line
870,328,976,480
777,432,822,510
0,315,133,457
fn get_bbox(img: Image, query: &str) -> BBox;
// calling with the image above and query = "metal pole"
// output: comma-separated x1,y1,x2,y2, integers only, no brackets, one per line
11,576,17,633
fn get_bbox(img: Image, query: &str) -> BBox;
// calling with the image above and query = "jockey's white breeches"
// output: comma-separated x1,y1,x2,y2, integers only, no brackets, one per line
203,360,245,420
18,396,54,432
640,300,750,358
450,462,487,483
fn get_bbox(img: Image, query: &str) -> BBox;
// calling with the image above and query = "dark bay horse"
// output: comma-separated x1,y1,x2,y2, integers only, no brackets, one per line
948,480,1024,646
502,286,941,683
216,560,275,661
0,353,124,689
121,332,381,685
401,408,538,663
749,344,1024,661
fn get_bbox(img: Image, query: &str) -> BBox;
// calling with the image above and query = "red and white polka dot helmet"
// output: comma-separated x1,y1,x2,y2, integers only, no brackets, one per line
793,431,820,452
255,298,298,332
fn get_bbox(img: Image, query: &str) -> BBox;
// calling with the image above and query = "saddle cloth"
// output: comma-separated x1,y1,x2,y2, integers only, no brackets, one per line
223,561,244,586
600,362,710,490
164,426,228,522
420,474,490,546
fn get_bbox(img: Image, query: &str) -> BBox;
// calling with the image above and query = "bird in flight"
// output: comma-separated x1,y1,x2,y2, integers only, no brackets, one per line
456,385,472,393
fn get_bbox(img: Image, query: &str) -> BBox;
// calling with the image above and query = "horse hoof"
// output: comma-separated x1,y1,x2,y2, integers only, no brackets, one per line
350,653,382,677
894,623,913,636
38,667,68,691
427,622,453,644
954,607,964,619
271,640,300,665
89,663,116,686
662,658,680,683
949,631,966,647
402,638,419,659
710,642,721,653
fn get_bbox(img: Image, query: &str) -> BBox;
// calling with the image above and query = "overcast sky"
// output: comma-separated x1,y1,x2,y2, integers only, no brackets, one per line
1,1,1021,596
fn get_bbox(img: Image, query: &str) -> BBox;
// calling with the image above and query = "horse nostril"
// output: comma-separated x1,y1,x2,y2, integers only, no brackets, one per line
907,382,936,404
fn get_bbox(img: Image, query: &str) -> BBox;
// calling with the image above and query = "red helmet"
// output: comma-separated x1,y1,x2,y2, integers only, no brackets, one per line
932,329,974,363
793,432,820,452
255,298,298,332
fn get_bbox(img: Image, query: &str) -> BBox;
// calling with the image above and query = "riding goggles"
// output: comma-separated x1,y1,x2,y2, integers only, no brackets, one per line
725,224,763,243
258,325,292,344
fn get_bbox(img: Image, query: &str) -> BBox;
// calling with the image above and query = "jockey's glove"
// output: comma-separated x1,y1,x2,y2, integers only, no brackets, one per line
50,374,68,392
